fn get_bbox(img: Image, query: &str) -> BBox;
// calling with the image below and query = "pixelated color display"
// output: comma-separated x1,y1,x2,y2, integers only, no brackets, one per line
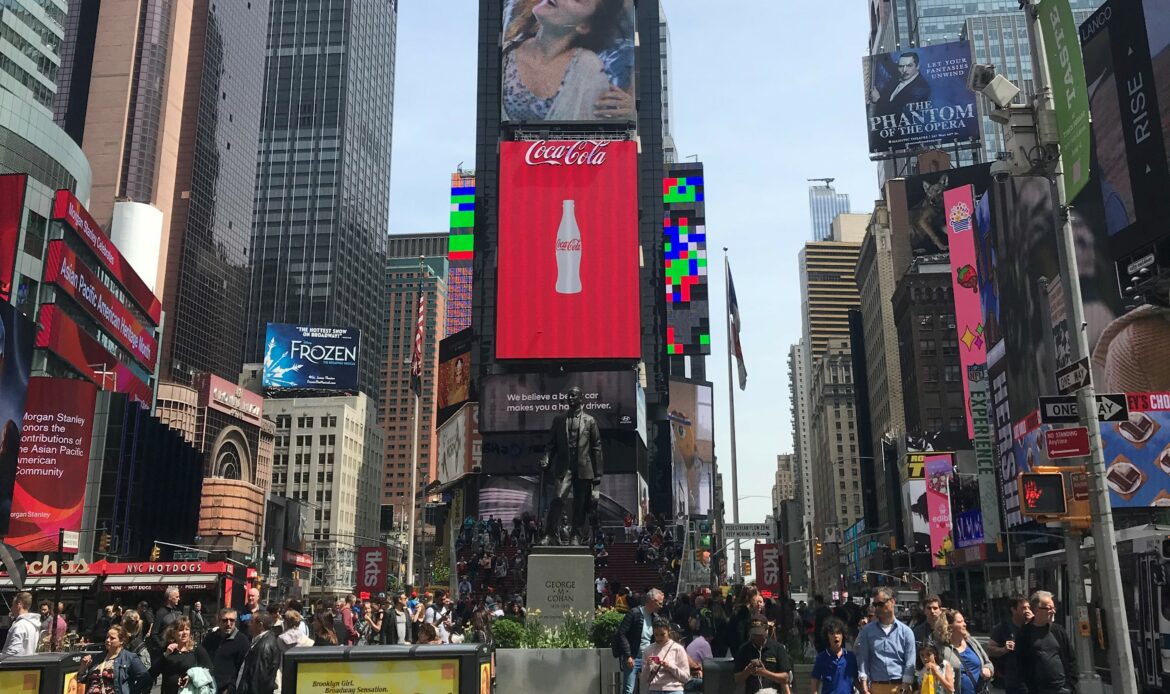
447,176,474,335
663,170,711,356
664,177,704,204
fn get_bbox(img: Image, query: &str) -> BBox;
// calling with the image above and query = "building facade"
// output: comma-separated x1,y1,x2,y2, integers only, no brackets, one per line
382,258,445,518
246,0,397,402
265,393,382,595
809,183,851,241
787,340,812,590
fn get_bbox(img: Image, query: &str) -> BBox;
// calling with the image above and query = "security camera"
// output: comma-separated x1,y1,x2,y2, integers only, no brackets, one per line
990,159,1014,182
966,64,1022,110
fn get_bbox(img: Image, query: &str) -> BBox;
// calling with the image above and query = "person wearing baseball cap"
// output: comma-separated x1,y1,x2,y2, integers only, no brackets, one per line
734,617,793,694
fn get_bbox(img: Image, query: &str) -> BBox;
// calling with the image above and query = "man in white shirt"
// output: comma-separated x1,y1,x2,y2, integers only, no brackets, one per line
425,591,454,643
3,592,39,655
595,576,608,605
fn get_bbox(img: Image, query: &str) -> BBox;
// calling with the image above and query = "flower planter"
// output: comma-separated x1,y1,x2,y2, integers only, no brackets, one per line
496,648,604,694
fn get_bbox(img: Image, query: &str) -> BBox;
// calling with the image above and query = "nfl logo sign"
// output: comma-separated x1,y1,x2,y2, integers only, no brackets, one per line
948,202,972,233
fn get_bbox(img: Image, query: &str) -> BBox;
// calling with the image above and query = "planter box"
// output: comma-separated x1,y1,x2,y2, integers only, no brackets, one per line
496,648,604,694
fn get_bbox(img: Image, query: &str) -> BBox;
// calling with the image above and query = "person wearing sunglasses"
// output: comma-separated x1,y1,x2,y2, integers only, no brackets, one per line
1017,591,1076,694
202,609,249,694
855,588,916,694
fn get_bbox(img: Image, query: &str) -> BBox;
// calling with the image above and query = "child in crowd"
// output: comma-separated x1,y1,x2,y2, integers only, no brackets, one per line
810,618,858,694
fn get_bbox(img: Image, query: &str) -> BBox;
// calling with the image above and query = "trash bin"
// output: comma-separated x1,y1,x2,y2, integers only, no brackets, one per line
0,651,88,693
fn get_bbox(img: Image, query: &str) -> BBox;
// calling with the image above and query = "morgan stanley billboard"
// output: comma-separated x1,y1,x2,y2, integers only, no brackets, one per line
263,324,360,391
864,40,979,155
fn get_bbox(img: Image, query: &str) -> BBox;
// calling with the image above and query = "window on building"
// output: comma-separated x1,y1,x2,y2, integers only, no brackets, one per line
944,365,961,382
924,366,939,382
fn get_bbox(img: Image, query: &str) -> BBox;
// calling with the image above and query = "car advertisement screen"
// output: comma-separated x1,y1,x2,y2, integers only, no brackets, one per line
500,0,635,124
496,140,640,359
863,40,980,156
262,324,360,390
0,302,35,536
6,378,97,553
479,370,638,433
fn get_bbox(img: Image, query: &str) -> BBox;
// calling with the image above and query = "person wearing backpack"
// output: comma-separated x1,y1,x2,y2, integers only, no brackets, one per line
613,588,664,694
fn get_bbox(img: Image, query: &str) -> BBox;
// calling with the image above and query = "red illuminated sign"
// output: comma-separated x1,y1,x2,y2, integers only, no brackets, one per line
44,241,157,368
6,557,232,577
284,550,313,569
754,543,785,598
496,140,640,359
51,190,162,323
35,304,153,407
6,378,97,553
356,546,387,595
0,174,27,301
1044,426,1091,459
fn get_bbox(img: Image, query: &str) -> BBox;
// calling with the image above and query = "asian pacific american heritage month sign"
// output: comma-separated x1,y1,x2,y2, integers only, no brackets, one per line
924,452,956,567
5,378,97,553
864,40,980,156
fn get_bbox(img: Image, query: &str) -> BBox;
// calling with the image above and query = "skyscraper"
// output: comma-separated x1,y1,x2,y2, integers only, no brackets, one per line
808,183,850,241
246,0,397,401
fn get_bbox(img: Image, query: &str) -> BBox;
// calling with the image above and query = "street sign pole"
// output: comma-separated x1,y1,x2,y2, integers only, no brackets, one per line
1028,2,1137,689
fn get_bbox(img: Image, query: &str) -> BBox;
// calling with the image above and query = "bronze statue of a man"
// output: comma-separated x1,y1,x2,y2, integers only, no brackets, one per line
539,386,603,545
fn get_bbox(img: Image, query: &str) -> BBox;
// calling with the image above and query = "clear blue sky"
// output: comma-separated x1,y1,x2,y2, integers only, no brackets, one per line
388,1,877,528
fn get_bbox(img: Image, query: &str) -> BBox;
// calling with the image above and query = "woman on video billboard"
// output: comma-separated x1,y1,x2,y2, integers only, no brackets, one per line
502,0,634,122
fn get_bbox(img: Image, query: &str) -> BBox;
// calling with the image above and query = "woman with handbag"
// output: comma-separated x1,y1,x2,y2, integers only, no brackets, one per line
640,618,691,694
935,609,993,694
77,625,151,694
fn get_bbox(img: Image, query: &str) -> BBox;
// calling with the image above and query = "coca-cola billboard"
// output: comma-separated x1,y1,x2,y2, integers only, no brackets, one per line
497,140,640,359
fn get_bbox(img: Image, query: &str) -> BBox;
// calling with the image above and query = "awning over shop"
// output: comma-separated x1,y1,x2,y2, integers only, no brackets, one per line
0,576,99,591
102,574,221,591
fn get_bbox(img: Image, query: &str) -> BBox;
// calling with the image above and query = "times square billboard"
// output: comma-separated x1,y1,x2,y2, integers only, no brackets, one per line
262,324,360,391
500,0,636,125
495,140,640,359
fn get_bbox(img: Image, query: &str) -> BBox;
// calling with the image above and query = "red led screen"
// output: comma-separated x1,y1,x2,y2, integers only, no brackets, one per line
44,241,157,369
6,377,97,553
51,190,162,323
0,174,27,301
496,140,640,359
35,304,153,407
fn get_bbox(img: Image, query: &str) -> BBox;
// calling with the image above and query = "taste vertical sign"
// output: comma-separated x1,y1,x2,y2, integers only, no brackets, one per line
5,378,96,553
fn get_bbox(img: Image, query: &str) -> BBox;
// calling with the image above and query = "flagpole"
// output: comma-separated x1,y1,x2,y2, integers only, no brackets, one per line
723,249,742,577
405,258,426,587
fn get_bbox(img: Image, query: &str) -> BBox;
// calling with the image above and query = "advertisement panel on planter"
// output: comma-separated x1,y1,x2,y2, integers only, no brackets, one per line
35,304,153,407
479,370,638,433
0,174,27,302
496,140,640,359
356,546,387,596
500,0,635,124
436,328,472,426
923,453,955,567
5,378,96,553
51,189,162,323
44,241,158,369
262,324,360,390
296,660,458,694
863,41,980,156
0,302,35,535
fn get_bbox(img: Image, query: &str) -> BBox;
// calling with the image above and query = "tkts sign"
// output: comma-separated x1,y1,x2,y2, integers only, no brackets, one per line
356,547,387,595
754,544,785,598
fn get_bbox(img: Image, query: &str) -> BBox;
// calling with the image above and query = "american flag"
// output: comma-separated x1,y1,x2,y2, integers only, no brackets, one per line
410,281,426,397
728,263,747,390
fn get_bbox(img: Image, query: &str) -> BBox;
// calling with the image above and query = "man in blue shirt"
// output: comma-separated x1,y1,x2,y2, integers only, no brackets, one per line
812,617,858,694
855,588,916,694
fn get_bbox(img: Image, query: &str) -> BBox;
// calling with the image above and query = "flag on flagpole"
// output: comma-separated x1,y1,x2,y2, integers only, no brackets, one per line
728,264,747,390
409,280,426,397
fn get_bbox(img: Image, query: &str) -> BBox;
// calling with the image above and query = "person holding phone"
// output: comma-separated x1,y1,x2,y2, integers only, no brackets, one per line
640,618,690,694
78,625,151,694
734,617,793,694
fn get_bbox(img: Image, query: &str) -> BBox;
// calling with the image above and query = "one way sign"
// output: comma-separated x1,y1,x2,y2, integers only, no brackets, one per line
1040,395,1080,424
1096,393,1129,422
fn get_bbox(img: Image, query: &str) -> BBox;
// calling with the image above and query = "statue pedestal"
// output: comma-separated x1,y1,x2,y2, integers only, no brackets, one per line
526,545,595,619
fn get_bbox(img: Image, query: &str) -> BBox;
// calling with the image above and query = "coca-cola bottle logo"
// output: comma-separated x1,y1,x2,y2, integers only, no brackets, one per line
525,140,610,166
556,239,582,251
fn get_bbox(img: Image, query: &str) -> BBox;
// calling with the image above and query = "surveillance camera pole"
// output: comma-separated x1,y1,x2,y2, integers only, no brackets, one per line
1024,1,1138,691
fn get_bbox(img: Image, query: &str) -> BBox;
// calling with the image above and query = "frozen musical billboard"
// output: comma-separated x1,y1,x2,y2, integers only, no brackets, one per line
863,41,979,156
496,140,640,359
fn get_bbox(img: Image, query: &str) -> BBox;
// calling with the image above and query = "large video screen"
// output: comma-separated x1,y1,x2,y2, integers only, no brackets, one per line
262,324,359,390
500,0,636,124
0,174,26,302
0,302,34,536
863,40,979,156
480,370,638,433
496,140,640,359
668,379,714,517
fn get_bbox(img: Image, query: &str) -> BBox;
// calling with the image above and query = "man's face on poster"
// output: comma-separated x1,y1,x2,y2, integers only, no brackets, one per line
898,55,919,81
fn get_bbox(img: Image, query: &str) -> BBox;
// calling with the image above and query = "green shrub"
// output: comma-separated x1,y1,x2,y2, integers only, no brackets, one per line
591,609,624,649
491,617,526,649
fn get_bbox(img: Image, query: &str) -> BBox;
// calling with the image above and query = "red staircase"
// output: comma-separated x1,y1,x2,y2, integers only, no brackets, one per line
597,543,671,596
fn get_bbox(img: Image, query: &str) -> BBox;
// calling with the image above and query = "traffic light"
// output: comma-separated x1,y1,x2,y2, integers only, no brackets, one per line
150,544,161,561
862,572,869,584
98,532,111,553
1019,472,1067,516
741,561,751,576
815,542,823,556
